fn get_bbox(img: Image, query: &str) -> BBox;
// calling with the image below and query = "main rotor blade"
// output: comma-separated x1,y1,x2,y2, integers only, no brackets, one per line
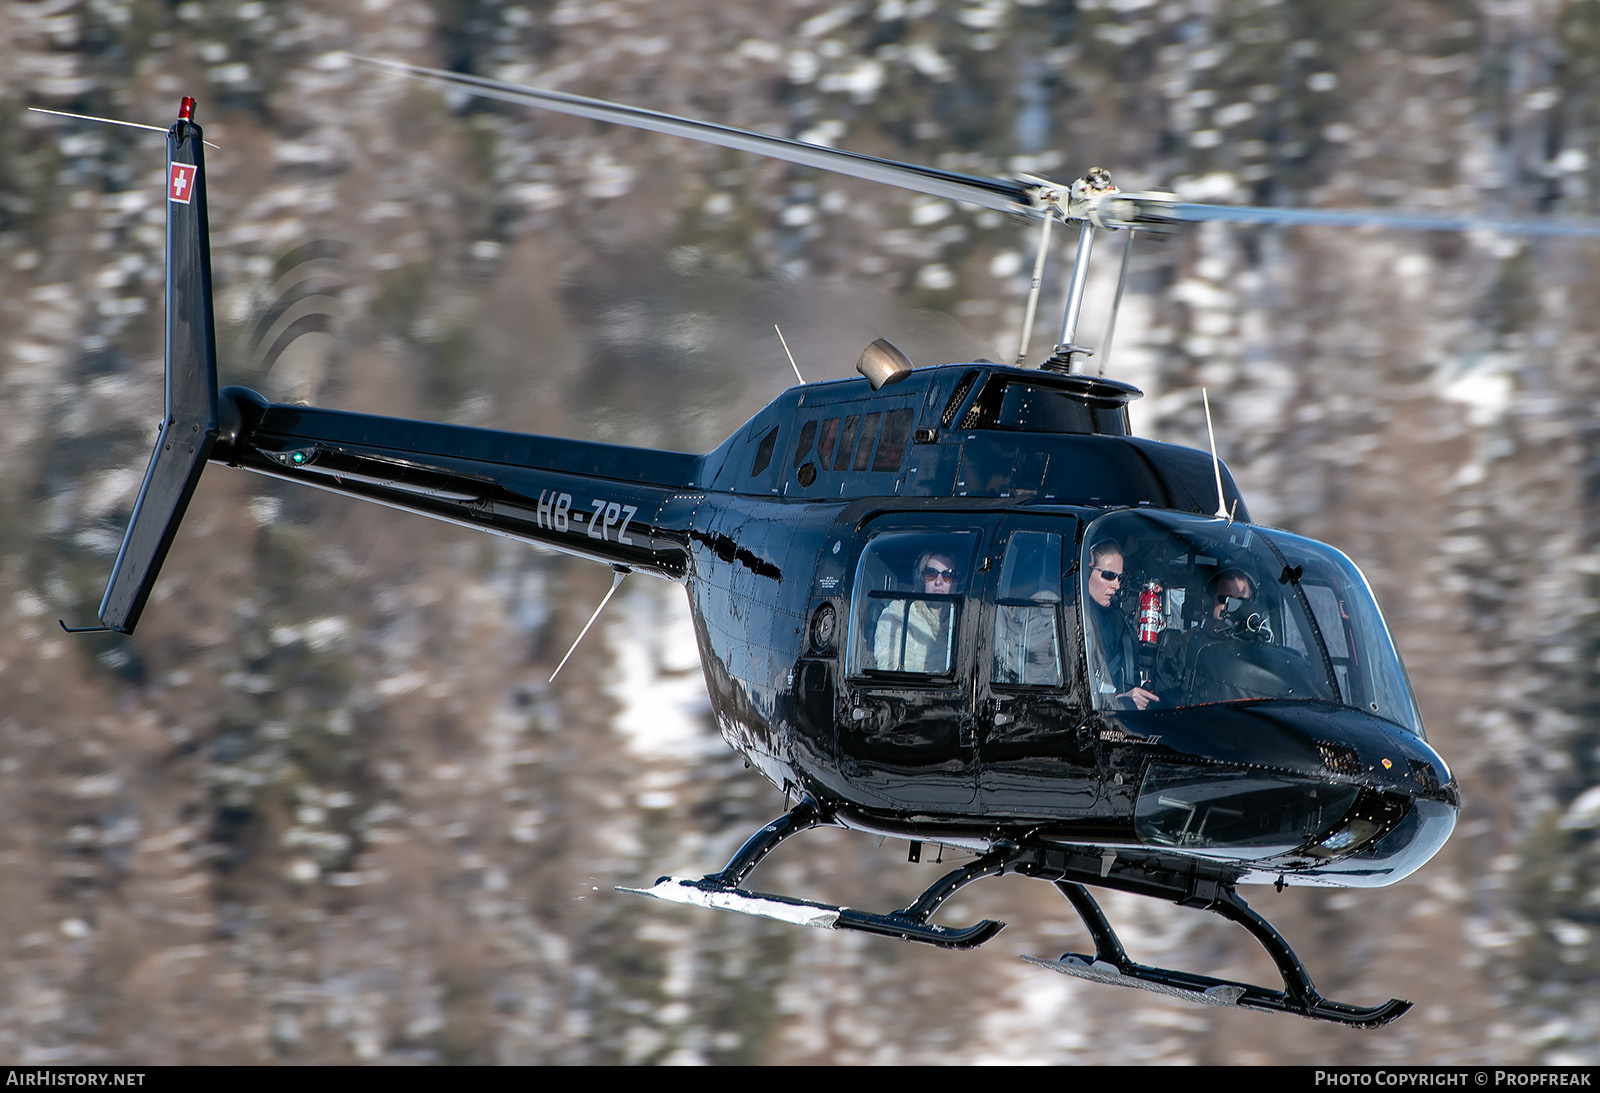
27,107,222,149
353,56,1600,242
351,56,1039,217
1163,200,1600,238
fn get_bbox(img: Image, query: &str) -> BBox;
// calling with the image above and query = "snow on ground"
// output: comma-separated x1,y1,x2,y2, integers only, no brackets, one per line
605,580,718,764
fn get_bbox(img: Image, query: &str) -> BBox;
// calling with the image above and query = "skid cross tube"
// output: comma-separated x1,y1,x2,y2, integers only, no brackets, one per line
705,798,828,889
838,846,1014,949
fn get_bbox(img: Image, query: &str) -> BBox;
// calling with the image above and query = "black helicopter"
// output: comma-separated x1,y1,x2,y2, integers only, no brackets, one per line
63,76,1482,1029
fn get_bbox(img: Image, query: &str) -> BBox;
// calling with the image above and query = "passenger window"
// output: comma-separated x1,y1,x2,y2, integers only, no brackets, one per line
992,531,1063,687
849,530,979,679
817,417,840,469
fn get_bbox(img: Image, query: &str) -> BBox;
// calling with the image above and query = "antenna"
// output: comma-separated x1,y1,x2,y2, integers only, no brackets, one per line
774,324,804,384
1203,388,1230,522
550,566,629,682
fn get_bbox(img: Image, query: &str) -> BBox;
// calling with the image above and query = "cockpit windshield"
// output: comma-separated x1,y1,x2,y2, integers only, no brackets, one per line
1080,511,1424,736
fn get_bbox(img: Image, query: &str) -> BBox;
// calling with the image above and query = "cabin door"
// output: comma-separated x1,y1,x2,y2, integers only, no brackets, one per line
838,518,992,809
974,515,1100,819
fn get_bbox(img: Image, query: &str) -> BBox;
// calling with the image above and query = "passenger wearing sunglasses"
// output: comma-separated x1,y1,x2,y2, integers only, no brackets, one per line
873,550,960,673
1085,540,1161,711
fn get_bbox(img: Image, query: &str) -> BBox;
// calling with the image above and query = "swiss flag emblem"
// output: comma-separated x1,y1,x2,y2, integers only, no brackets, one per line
169,162,197,204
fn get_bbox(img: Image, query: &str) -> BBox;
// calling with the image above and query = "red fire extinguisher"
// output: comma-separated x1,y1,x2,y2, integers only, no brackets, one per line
1137,580,1164,645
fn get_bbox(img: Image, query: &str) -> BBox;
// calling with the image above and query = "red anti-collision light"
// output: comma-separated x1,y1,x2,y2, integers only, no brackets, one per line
178,97,196,122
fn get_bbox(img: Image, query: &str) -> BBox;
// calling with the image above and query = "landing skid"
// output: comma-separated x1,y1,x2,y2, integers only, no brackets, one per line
621,803,1413,1027
620,800,1007,949
1025,881,1411,1029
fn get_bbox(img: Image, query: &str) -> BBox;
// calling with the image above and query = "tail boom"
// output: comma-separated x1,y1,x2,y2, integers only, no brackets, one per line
218,387,704,578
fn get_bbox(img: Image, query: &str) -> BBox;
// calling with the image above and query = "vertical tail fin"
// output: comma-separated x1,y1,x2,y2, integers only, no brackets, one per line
96,97,220,633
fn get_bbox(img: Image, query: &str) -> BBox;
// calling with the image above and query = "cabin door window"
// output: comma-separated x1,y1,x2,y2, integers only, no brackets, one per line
848,530,979,679
991,530,1065,687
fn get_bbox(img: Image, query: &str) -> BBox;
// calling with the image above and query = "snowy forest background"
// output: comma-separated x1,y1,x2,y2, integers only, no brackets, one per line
0,0,1598,1065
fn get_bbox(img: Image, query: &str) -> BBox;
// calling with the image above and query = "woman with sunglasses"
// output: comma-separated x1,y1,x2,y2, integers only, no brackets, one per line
873,549,960,673
1086,540,1160,711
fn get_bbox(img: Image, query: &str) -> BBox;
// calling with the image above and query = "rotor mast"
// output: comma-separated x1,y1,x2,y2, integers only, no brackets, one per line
1022,167,1154,375
1046,220,1099,372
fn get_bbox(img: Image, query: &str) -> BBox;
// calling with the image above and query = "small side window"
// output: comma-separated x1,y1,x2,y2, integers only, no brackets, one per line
751,426,778,477
793,420,817,468
833,415,861,471
851,412,882,471
872,407,914,471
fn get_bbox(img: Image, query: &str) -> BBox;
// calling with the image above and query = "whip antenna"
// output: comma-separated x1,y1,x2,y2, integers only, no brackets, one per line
1203,388,1230,522
550,566,629,682
774,324,804,384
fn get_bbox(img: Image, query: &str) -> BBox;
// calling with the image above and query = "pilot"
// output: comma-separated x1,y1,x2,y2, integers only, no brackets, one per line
1085,540,1159,710
1210,567,1255,621
1151,564,1260,702
874,549,958,673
